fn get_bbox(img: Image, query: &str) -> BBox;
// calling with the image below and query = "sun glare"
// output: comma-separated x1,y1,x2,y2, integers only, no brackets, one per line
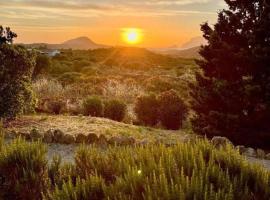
122,28,143,45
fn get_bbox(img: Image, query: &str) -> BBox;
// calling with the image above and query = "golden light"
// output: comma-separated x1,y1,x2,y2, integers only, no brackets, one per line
122,28,143,45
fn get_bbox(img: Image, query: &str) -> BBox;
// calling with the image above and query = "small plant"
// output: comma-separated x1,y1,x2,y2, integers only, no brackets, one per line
82,96,103,117
134,94,159,126
157,90,187,130
0,138,47,200
104,99,127,122
46,100,65,114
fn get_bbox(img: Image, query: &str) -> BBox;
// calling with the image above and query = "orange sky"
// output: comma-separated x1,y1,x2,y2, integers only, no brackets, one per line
0,0,226,48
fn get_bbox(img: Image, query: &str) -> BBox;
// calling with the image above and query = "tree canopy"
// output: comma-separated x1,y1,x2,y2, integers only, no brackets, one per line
191,0,270,147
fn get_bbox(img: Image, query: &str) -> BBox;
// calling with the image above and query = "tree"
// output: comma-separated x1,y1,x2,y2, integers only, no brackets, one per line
33,54,51,78
191,0,270,147
0,26,36,119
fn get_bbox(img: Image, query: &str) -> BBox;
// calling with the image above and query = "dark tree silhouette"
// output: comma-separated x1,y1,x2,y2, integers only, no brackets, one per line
0,26,17,45
191,0,270,147
0,26,36,119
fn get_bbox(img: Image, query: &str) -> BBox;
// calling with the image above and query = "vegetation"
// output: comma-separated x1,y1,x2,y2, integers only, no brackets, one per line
191,0,270,148
158,90,187,130
82,96,104,117
104,99,127,122
0,27,36,119
0,137,269,200
134,94,159,126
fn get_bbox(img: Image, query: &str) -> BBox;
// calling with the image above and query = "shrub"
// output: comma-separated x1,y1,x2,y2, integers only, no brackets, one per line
48,140,270,200
46,100,66,114
104,99,127,122
134,94,159,126
0,138,47,200
157,90,187,130
0,43,36,119
82,96,103,117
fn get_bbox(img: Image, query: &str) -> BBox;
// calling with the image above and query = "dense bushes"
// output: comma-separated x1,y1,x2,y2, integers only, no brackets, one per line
134,94,159,126
1,138,269,199
0,138,47,200
82,96,103,117
104,99,127,122
135,90,187,129
158,90,188,130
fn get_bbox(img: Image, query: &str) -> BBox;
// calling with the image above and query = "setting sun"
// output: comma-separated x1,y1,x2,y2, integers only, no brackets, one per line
122,28,143,45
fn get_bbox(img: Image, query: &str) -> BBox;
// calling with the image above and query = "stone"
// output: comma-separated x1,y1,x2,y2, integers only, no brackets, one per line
18,131,31,140
211,136,233,148
243,147,256,157
137,139,149,146
61,134,75,144
29,128,44,141
266,153,270,160
43,129,54,143
256,149,266,159
108,136,122,145
97,134,108,146
53,129,65,143
76,133,88,143
236,145,246,154
87,133,98,144
107,136,135,146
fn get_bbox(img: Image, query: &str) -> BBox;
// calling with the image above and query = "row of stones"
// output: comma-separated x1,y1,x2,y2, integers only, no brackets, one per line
5,128,140,146
211,136,270,160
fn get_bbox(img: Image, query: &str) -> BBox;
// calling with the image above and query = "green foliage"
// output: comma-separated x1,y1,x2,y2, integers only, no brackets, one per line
134,94,159,126
104,99,127,122
0,43,36,119
158,90,187,130
33,54,51,78
47,140,270,200
58,72,82,85
82,96,103,117
191,0,270,147
0,138,47,200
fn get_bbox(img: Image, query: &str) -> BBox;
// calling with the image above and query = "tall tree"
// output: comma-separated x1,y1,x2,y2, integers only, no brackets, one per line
191,0,270,147
0,26,36,119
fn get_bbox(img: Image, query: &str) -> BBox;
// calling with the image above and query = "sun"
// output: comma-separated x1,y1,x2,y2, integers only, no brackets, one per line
122,28,143,45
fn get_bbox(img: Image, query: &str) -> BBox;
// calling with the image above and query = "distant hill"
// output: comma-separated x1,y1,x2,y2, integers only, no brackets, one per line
180,36,206,49
152,46,201,59
22,36,109,50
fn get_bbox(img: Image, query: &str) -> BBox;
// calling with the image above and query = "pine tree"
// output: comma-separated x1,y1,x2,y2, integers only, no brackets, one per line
191,0,270,147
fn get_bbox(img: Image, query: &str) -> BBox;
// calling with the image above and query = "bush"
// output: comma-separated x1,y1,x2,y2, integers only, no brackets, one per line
48,140,270,200
0,43,36,119
134,94,159,126
82,96,103,117
104,99,127,122
157,90,187,130
46,100,66,114
0,138,47,200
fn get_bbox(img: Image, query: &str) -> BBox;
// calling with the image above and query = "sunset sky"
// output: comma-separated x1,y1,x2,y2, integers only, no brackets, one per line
0,0,226,48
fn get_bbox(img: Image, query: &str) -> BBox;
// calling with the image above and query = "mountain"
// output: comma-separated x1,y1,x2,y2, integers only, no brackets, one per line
180,36,207,49
23,36,109,50
154,46,201,59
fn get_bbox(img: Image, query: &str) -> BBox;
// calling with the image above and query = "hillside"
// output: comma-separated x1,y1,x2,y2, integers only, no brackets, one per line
23,36,108,50
154,46,201,59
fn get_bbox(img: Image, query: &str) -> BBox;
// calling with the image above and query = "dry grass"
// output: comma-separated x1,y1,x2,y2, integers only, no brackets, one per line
5,115,189,143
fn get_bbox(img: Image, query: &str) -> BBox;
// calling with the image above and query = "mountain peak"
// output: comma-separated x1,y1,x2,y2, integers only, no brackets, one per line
62,36,96,45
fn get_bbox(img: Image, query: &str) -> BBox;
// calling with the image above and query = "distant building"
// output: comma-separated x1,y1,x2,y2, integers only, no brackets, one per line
42,49,60,57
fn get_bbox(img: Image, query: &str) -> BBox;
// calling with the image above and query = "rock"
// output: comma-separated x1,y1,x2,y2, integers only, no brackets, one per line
4,130,17,139
108,136,122,145
243,147,256,157
211,136,232,148
18,131,31,140
76,133,88,143
87,133,98,144
266,153,270,160
61,134,75,144
29,128,44,141
256,149,266,159
123,136,136,146
137,139,149,146
53,129,65,143
236,145,246,154
43,129,54,143
97,134,108,146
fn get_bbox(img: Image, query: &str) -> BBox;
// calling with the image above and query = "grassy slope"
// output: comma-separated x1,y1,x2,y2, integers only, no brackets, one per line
5,115,190,143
